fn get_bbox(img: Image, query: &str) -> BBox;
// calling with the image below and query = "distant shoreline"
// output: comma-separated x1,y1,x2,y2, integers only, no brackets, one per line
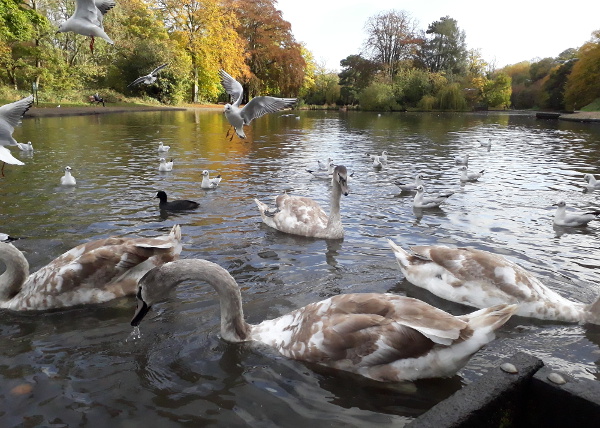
23,104,222,119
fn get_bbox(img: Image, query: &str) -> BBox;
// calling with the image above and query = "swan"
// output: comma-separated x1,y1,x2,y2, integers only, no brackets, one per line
553,201,600,227
255,165,349,239
306,161,335,179
0,94,33,174
158,158,173,172
218,69,297,139
155,191,199,211
413,185,453,209
16,141,33,151
0,225,182,311
394,173,425,192
388,239,600,325
455,154,469,165
60,166,76,186
201,170,222,189
583,174,600,190
157,142,170,152
458,166,484,182
130,258,517,382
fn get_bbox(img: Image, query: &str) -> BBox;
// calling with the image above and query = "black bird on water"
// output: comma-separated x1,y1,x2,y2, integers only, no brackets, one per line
155,191,199,211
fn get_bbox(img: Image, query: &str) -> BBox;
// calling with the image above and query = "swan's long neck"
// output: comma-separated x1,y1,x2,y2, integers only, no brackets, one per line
326,176,343,230
0,243,29,303
141,259,251,342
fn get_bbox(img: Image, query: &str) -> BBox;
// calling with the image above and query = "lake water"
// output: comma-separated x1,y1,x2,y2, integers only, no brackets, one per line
1,109,599,427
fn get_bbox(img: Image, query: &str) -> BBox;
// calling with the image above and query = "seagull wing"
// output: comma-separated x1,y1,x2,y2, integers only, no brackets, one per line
93,0,115,27
0,95,33,146
150,63,168,76
218,70,244,106
73,0,102,27
0,146,24,165
240,96,297,124
127,75,149,87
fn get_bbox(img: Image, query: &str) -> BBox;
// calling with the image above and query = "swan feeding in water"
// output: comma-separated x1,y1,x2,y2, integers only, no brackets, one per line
255,165,349,239
0,225,182,311
130,258,517,382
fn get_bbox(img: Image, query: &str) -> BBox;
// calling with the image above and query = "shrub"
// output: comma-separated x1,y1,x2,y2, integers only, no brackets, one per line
358,82,400,111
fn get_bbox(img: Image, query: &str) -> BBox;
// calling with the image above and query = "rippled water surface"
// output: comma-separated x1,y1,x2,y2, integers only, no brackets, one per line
1,109,600,426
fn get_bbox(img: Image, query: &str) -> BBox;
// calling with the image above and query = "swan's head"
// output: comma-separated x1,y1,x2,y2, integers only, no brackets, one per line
131,265,175,326
333,165,349,196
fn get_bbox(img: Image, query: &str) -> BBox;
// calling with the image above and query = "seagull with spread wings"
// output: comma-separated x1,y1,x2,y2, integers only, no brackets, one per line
56,0,116,53
0,95,34,176
218,70,297,140
127,64,168,88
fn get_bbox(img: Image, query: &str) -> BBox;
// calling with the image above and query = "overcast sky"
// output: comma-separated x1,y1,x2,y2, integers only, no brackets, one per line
276,0,600,71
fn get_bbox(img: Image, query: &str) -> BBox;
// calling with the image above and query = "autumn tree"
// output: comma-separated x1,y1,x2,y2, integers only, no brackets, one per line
422,16,467,75
565,30,600,110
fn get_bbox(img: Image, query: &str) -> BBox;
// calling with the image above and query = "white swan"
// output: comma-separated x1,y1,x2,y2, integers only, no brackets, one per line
0,225,182,311
388,239,600,325
60,166,76,186
130,258,517,382
413,185,453,209
394,173,425,192
255,165,349,239
583,173,600,190
553,201,600,227
158,158,173,172
201,170,222,189
157,142,170,152
16,141,33,151
459,166,484,182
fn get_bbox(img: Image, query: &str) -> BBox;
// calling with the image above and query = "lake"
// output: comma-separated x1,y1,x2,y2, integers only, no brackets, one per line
1,109,599,427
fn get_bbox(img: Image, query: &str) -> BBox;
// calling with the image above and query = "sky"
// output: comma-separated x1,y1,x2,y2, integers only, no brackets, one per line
276,0,600,71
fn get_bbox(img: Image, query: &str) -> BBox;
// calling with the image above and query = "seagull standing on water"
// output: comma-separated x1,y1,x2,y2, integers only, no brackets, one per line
157,142,170,152
158,158,173,172
583,173,600,190
56,0,116,54
459,166,484,182
413,185,453,209
16,141,33,152
553,201,600,227
128,64,168,88
200,170,222,189
218,70,297,140
0,95,34,175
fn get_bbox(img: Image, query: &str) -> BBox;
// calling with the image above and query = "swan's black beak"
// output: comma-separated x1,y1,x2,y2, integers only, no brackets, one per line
131,287,150,326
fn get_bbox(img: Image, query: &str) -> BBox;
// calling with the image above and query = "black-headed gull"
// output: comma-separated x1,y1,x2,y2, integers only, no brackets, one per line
158,158,173,172
0,233,19,242
394,173,425,192
458,166,484,182
0,95,33,174
317,157,334,170
583,173,600,190
56,0,116,53
127,63,168,87
60,166,76,186
454,153,469,165
413,185,453,208
16,141,33,151
157,142,170,152
218,69,297,140
201,170,222,189
306,161,335,179
553,201,600,227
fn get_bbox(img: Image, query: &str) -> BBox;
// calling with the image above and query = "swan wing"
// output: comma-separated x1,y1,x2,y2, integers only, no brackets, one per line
271,196,328,235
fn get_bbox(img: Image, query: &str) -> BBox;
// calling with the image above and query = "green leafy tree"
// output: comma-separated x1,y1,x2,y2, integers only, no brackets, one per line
338,54,377,104
423,16,467,75
483,72,512,108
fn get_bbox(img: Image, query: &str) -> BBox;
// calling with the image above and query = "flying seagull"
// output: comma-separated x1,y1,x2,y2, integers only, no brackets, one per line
56,0,116,53
127,64,169,88
0,95,34,176
218,69,297,140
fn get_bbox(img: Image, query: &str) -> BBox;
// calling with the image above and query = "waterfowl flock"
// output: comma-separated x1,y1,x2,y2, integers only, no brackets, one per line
1,86,600,392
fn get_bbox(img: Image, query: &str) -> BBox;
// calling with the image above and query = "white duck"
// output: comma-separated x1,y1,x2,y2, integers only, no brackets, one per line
413,185,453,209
158,158,173,172
0,225,182,311
394,173,425,192
219,69,297,140
60,166,76,186
553,201,600,227
201,170,222,189
130,258,517,382
157,142,170,152
56,0,116,53
455,154,469,165
459,166,484,182
583,174,600,190
255,165,349,239
16,141,33,151
388,239,600,325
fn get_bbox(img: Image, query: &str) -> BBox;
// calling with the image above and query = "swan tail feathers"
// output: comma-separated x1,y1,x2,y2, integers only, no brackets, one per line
586,295,600,325
387,238,412,270
460,304,517,333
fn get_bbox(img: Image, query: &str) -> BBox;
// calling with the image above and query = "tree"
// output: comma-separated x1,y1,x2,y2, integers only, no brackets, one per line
423,16,467,75
483,72,512,108
363,10,422,78
543,60,576,110
338,54,377,104
565,30,600,110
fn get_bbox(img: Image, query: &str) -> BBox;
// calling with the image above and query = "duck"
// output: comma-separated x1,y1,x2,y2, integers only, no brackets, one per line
387,239,600,325
0,94,33,175
394,173,425,192
157,142,170,152
459,166,484,182
218,69,297,140
60,166,76,186
16,141,33,151
130,258,517,382
455,154,469,165
255,165,349,239
583,173,600,190
200,170,222,189
306,161,336,179
158,158,173,172
413,185,453,209
317,157,334,170
0,225,182,311
553,201,600,227
155,191,199,211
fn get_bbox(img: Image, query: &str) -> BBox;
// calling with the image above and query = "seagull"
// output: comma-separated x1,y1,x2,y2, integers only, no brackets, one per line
413,185,453,209
455,154,469,165
0,233,19,242
200,170,222,189
372,155,383,169
459,166,484,182
479,139,492,148
60,166,76,186
157,142,170,152
127,64,168,88
583,173,600,190
16,141,33,151
56,0,116,54
368,151,388,162
218,69,297,140
158,158,173,172
317,157,334,170
306,161,336,179
0,95,34,175
394,173,425,192
553,201,600,227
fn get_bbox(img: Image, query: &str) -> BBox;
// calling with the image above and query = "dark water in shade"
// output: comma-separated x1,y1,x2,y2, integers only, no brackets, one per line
1,109,600,427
